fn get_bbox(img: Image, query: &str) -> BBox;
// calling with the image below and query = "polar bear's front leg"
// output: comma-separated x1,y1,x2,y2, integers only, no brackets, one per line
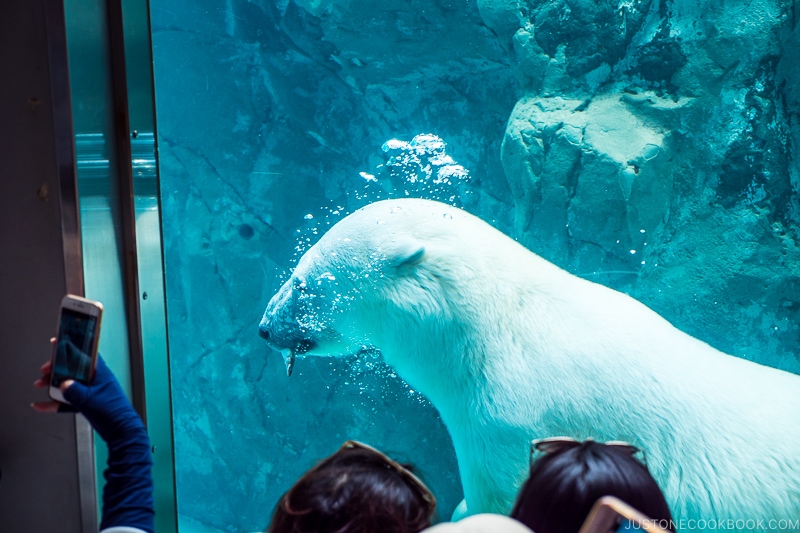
451,499,469,521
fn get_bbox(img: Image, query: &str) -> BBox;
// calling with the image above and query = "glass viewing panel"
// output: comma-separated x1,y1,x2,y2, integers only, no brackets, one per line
149,1,800,532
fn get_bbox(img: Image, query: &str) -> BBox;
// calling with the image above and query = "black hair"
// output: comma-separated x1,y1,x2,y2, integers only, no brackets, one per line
510,440,674,533
267,446,434,533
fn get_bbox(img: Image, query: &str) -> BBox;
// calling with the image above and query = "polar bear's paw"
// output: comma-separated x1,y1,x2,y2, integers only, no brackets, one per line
451,498,469,521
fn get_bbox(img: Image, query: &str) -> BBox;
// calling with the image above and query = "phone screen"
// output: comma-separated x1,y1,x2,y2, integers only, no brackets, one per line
51,308,98,387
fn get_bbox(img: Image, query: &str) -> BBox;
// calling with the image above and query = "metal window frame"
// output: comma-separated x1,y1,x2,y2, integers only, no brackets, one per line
45,0,177,530
44,1,98,531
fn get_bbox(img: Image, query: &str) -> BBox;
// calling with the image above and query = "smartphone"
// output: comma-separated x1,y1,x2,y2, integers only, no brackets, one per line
48,294,104,404
579,496,672,533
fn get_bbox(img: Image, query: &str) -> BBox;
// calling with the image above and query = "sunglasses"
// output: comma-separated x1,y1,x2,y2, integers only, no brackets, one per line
530,437,647,468
339,440,437,511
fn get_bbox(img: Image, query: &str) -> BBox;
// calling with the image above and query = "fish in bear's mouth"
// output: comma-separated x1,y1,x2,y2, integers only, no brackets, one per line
257,324,317,377
279,339,316,377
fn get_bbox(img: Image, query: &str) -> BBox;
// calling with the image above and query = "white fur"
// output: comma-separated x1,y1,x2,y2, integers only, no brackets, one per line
260,199,800,529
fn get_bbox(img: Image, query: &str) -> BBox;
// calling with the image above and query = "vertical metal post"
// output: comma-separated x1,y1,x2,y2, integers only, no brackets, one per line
104,0,148,423
105,2,180,530
45,0,83,298
118,0,180,528
43,1,98,531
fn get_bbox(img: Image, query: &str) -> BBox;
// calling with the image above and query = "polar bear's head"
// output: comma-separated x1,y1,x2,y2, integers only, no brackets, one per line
259,199,515,378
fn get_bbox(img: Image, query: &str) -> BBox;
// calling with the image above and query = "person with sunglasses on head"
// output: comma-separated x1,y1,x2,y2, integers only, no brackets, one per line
511,437,674,533
268,440,437,533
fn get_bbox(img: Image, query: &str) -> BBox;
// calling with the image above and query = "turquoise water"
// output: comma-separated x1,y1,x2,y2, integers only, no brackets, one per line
149,1,800,531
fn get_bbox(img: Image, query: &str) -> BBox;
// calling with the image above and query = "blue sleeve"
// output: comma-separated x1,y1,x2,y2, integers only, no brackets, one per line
63,356,155,533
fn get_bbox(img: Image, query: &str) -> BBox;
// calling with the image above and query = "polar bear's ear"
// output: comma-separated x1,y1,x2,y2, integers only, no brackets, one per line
386,239,426,268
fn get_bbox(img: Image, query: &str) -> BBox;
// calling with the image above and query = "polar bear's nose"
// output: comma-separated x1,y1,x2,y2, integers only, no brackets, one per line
258,325,270,340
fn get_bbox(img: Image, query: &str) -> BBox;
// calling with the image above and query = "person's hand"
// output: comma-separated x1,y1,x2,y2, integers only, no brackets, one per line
31,337,75,413
33,338,154,532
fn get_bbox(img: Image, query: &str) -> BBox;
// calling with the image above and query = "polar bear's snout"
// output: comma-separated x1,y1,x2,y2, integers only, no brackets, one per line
258,316,316,355
258,294,319,350
258,310,319,377
259,276,322,376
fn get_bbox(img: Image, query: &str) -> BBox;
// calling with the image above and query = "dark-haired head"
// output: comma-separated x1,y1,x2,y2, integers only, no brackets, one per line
268,442,436,533
510,439,673,533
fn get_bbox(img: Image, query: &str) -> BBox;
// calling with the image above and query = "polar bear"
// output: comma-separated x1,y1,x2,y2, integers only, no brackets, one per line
259,198,800,529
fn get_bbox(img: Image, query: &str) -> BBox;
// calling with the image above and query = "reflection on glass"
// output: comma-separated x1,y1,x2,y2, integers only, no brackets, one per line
65,0,134,521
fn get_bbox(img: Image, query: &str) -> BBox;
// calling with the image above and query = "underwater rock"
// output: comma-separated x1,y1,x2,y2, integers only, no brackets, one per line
480,0,800,370
288,0,507,86
501,92,680,272
278,0,519,221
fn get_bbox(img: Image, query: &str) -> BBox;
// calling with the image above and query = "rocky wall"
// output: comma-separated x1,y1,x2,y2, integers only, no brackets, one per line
480,0,800,370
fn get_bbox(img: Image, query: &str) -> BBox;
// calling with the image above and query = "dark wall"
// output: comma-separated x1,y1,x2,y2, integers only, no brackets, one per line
0,0,95,531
